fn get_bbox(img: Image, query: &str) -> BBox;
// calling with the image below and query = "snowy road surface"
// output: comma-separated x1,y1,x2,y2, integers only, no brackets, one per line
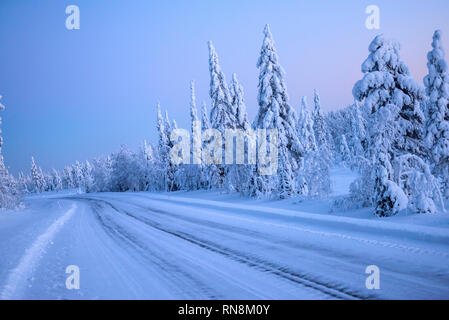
1,191,449,299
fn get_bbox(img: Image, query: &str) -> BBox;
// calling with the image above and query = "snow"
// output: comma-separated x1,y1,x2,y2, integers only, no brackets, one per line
1,167,448,300
0,204,77,299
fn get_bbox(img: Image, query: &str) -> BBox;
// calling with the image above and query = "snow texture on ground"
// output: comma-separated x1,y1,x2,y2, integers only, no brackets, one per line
0,167,448,299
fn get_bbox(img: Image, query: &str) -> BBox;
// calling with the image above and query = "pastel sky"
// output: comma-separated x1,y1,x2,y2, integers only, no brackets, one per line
1,0,448,175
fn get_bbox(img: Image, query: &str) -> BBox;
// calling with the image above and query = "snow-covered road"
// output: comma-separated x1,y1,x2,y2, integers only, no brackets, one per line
1,192,449,299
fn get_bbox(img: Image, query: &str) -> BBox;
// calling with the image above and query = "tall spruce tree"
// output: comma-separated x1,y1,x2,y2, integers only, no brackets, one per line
353,34,426,216
250,24,303,198
424,30,449,199
0,96,20,209
208,41,236,188
230,73,250,131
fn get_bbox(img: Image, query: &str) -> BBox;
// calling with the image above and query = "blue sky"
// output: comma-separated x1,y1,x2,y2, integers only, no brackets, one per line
0,0,448,175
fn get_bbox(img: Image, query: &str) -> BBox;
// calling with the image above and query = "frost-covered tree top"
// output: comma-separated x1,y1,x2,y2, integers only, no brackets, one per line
253,24,303,170
353,34,426,156
424,30,449,165
230,73,249,130
208,41,236,131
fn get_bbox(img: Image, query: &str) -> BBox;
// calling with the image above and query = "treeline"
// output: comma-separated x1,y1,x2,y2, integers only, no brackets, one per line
2,26,449,217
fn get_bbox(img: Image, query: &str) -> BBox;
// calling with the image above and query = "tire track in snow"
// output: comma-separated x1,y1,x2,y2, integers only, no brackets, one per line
79,197,370,299
0,204,77,300
129,194,449,259
87,200,222,299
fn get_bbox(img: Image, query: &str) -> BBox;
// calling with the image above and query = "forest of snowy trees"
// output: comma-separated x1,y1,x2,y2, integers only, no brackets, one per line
1,26,448,217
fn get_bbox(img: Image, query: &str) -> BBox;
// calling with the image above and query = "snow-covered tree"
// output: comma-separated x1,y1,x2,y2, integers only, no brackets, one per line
71,161,84,190
424,30,449,199
0,97,20,209
17,172,29,194
297,96,317,154
50,169,62,192
393,154,445,213
250,24,303,198
339,135,351,165
207,41,236,189
91,156,112,192
82,160,94,193
200,101,219,189
177,81,201,191
62,166,75,189
110,145,141,192
208,41,236,132
30,156,45,193
348,102,366,162
352,34,429,216
156,104,178,191
230,73,250,131
312,89,331,158
139,140,155,191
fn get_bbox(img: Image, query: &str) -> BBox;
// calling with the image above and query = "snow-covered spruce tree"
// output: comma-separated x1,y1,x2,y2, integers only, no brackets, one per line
62,166,75,190
71,161,84,190
348,102,367,163
296,96,315,196
227,73,251,192
91,156,112,192
230,73,250,131
208,41,236,189
185,81,201,190
424,30,449,199
140,140,155,191
30,156,45,193
312,89,332,158
297,91,331,198
297,96,317,154
392,154,445,213
250,24,303,198
352,34,430,216
82,160,94,193
200,101,220,189
155,103,177,191
51,169,62,192
339,135,351,165
17,172,29,194
0,97,20,209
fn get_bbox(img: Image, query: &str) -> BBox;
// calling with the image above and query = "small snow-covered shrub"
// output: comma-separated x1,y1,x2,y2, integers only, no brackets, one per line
393,154,445,213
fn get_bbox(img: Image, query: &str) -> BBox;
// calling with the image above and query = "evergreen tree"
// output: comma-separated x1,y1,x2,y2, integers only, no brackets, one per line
297,96,317,154
183,80,201,190
312,89,331,157
156,104,177,191
424,30,449,198
30,156,45,193
62,166,75,189
71,161,84,190
82,160,94,193
0,96,20,209
51,169,62,192
353,34,428,216
230,73,250,131
208,41,237,188
251,24,303,198
348,102,366,161
208,41,236,132
339,135,351,165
